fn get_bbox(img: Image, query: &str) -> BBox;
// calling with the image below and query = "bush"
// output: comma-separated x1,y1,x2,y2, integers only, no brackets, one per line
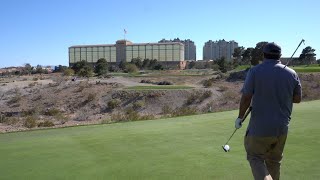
199,90,212,102
157,81,173,85
24,116,37,128
38,120,55,127
110,112,127,122
132,101,145,110
125,64,139,73
63,68,75,76
0,114,7,123
87,93,96,102
5,117,19,125
125,108,140,121
185,93,199,105
55,114,69,124
44,108,61,116
33,77,39,81
203,79,213,88
172,107,198,117
108,99,120,109
162,105,172,115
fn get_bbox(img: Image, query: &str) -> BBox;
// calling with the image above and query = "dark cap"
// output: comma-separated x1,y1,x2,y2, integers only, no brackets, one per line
263,42,281,55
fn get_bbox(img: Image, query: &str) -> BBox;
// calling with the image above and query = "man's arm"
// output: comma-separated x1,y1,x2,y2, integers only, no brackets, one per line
293,94,301,103
238,94,252,119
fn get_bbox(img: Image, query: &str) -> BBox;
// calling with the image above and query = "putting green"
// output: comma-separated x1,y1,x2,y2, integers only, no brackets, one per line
0,100,319,179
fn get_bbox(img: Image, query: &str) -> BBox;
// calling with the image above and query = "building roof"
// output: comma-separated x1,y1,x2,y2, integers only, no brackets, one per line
69,44,116,48
69,40,184,48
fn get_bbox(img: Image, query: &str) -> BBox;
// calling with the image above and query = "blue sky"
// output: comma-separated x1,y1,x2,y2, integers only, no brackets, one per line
0,0,319,68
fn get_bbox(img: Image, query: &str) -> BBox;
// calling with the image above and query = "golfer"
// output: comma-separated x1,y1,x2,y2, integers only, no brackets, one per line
235,42,302,180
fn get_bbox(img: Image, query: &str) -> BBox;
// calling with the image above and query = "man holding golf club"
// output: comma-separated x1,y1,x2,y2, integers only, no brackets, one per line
236,42,302,180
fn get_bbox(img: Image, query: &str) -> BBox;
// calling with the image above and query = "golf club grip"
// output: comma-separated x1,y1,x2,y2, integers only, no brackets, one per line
241,106,252,123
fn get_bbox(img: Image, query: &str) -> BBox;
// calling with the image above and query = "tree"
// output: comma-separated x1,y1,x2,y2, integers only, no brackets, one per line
233,46,244,65
72,60,93,77
299,46,316,65
118,60,127,70
54,65,68,73
142,59,150,69
188,61,196,69
23,63,33,75
242,48,254,65
95,58,108,76
217,57,227,73
36,65,44,74
251,42,268,66
149,59,158,69
131,57,143,69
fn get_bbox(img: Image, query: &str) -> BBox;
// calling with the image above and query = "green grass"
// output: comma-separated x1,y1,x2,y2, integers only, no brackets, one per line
0,100,319,179
126,85,194,90
291,65,320,72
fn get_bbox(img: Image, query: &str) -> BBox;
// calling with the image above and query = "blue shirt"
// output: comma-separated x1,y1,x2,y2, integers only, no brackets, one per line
242,59,302,136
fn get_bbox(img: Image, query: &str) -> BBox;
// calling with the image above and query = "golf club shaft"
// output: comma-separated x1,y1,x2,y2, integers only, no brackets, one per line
285,39,305,66
224,107,252,145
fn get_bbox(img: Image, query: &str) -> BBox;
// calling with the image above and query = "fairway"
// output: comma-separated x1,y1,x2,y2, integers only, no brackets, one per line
1,101,319,180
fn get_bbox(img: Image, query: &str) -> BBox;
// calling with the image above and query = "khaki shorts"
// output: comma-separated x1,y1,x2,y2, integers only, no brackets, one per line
244,134,287,180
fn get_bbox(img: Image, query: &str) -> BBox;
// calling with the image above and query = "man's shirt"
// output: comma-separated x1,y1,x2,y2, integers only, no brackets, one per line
241,59,302,136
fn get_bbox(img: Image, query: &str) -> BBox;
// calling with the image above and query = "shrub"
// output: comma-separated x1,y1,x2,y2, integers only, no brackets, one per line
108,99,120,109
185,93,199,105
87,93,96,102
38,120,55,127
5,117,19,125
126,64,139,73
199,90,212,102
203,79,213,88
44,108,61,116
75,111,89,121
53,113,69,124
22,109,38,117
24,116,37,128
125,108,140,121
0,114,7,123
162,105,172,115
132,101,145,110
7,93,22,105
110,112,127,122
157,81,173,85
33,77,38,81
63,68,75,76
172,107,198,117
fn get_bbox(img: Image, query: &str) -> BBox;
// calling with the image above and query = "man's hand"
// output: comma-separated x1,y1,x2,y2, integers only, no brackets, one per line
235,118,243,129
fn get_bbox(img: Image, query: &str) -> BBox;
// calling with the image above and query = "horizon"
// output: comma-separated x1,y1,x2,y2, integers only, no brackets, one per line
0,0,319,68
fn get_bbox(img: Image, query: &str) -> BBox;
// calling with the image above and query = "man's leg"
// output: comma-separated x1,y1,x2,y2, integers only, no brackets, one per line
265,134,287,180
245,136,274,180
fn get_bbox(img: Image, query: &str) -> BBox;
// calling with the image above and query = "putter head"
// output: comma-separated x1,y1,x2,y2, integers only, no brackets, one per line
222,145,230,152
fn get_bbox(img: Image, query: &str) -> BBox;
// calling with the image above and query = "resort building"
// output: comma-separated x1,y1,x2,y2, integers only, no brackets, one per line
69,40,186,69
203,39,238,61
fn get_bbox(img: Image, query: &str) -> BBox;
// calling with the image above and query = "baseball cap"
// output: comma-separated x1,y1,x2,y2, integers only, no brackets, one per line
263,42,281,55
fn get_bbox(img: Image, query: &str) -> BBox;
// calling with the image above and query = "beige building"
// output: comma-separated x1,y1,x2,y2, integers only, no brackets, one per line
203,39,238,61
69,40,185,69
159,38,196,60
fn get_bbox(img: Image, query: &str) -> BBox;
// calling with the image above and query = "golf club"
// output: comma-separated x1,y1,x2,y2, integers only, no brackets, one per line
284,39,305,68
222,106,252,152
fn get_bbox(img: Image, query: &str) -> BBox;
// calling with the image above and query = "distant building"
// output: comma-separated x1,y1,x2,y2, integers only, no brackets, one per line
69,40,186,69
203,39,238,61
159,38,196,60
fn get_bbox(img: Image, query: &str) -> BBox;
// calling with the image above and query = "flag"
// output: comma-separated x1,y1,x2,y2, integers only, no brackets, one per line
124,29,127,34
